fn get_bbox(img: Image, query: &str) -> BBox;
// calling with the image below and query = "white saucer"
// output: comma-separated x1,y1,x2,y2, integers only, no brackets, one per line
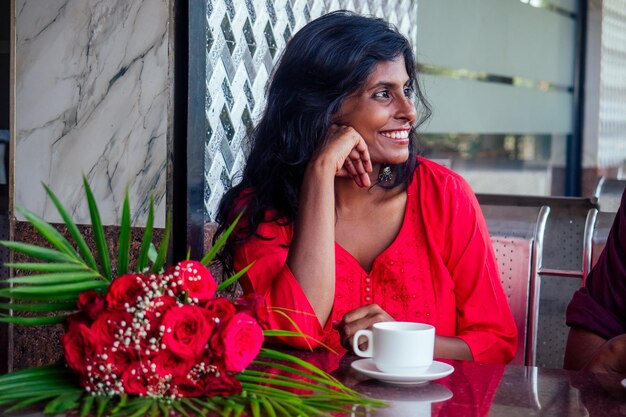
351,359,454,385
621,378,626,389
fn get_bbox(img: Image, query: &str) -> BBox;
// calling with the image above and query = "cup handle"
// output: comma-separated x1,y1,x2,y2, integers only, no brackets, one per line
353,329,373,357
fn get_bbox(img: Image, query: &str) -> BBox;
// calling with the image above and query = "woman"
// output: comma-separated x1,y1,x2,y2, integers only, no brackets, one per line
564,188,626,375
215,11,516,363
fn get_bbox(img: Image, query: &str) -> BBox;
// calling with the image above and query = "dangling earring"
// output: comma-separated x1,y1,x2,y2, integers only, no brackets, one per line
378,165,393,183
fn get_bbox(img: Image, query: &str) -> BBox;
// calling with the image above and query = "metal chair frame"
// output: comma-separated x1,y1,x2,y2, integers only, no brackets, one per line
477,194,598,368
480,204,549,366
593,176,626,213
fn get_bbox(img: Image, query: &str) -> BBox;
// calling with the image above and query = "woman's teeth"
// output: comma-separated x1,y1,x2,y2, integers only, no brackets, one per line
380,131,409,139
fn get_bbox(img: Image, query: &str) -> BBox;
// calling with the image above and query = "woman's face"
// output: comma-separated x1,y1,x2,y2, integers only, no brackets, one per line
334,56,417,166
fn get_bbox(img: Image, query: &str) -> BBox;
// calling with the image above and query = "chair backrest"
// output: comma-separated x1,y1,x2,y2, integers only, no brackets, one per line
477,194,598,277
593,177,626,213
477,194,598,368
534,201,597,369
480,204,549,366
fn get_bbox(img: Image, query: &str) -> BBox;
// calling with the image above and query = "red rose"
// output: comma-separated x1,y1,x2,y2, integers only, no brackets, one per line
175,260,217,301
220,312,264,372
233,294,270,329
77,290,106,321
203,372,242,397
106,274,147,311
144,295,177,327
62,323,99,373
103,345,136,378
121,361,151,395
161,305,212,359
152,350,194,378
91,310,133,346
64,311,91,330
172,374,205,397
202,297,236,324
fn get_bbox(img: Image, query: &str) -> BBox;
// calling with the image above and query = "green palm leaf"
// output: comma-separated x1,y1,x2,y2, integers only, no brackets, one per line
0,315,68,325
152,214,170,274
43,183,98,271
200,211,243,266
259,397,277,417
4,262,93,272
0,291,85,301
16,207,79,260
5,271,102,284
0,365,69,383
217,262,253,292
0,301,76,312
137,194,154,273
44,391,84,414
117,188,131,276
0,241,77,263
80,395,94,417
3,394,55,413
82,175,111,281
96,396,110,417
0,280,108,295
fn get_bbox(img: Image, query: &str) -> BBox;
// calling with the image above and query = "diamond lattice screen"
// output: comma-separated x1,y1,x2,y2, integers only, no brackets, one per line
203,0,417,220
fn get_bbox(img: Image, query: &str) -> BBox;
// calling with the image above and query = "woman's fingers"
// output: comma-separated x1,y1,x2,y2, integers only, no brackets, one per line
353,137,373,174
334,304,394,351
324,125,372,187
344,151,368,188
342,138,372,188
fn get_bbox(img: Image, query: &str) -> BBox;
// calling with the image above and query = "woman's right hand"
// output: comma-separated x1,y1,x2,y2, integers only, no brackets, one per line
313,124,373,188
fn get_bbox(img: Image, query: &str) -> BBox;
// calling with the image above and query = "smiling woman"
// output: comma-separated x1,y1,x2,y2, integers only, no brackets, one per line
213,10,518,364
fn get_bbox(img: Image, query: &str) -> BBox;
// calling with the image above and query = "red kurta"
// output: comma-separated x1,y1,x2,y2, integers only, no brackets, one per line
233,158,517,363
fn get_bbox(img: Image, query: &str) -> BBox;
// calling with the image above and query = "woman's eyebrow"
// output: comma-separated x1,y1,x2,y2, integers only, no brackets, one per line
366,80,411,91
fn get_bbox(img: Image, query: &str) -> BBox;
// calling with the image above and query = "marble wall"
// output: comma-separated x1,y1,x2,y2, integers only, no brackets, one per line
14,0,171,227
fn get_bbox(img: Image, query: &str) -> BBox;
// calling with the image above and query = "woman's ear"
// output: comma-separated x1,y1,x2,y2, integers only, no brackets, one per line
330,111,344,125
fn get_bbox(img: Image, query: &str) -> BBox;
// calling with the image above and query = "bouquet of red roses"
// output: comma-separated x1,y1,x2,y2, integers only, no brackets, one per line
64,261,266,399
0,178,382,417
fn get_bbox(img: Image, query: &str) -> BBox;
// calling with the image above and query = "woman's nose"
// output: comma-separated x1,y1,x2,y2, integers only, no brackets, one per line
396,95,417,124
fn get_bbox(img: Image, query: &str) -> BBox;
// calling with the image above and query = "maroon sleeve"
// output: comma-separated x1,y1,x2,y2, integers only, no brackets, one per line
566,189,626,340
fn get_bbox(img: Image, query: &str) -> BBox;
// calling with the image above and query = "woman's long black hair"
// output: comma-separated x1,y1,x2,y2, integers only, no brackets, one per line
214,10,431,276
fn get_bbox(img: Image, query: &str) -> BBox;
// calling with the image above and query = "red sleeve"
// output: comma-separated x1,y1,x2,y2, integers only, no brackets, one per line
233,220,330,349
421,162,518,363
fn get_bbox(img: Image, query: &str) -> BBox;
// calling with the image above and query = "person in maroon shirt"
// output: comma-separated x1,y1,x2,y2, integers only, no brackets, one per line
564,188,626,376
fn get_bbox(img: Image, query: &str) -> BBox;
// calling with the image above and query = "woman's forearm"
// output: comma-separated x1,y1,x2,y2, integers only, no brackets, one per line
286,159,337,326
434,335,474,361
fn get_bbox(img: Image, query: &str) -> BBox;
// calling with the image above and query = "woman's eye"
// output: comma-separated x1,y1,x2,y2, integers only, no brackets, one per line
404,87,415,98
373,90,391,99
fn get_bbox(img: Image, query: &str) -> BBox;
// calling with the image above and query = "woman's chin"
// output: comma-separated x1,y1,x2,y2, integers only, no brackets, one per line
376,154,410,166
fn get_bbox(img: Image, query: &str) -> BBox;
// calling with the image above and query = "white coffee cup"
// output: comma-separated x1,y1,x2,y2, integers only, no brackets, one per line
353,321,435,375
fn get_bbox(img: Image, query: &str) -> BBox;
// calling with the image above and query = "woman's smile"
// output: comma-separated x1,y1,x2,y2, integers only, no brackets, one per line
379,128,411,143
